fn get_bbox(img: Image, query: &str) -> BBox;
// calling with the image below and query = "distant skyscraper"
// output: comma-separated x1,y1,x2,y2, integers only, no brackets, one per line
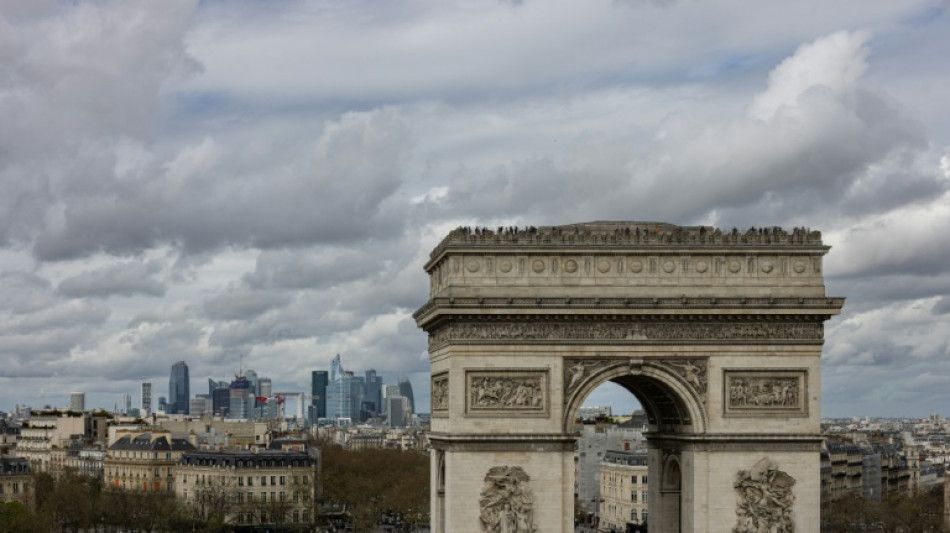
69,392,85,411
141,383,152,416
229,375,252,419
258,378,272,398
311,371,328,422
398,376,415,414
169,361,190,415
245,369,259,396
387,396,407,428
123,394,132,415
365,369,382,415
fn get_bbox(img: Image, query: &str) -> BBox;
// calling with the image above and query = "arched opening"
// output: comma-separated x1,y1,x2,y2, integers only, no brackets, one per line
567,360,703,533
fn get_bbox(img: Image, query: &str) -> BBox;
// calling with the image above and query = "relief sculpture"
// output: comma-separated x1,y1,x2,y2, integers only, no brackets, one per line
432,374,449,411
430,322,822,347
663,359,708,403
479,466,537,533
724,370,806,417
734,457,796,533
468,372,546,413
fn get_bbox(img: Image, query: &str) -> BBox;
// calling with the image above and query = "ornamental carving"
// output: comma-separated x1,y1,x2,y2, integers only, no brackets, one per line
479,466,537,533
734,457,795,533
432,373,449,411
660,359,708,403
724,370,806,417
565,359,614,396
431,322,822,347
467,371,547,415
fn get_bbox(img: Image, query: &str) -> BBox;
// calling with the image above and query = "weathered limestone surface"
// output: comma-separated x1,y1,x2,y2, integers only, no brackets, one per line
415,222,843,533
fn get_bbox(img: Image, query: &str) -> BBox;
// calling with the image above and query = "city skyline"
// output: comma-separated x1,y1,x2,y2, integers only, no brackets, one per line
1,2,949,418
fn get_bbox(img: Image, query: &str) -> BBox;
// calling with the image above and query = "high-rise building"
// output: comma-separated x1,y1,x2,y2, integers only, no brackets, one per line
387,396,407,428
245,369,259,396
326,355,363,421
123,394,132,415
229,375,252,419
141,383,152,417
169,361,190,415
69,392,85,411
258,378,272,398
365,369,382,416
398,376,415,414
311,371,328,423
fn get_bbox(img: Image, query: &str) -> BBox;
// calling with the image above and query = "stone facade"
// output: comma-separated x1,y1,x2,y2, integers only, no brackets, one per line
415,222,843,533
176,450,316,527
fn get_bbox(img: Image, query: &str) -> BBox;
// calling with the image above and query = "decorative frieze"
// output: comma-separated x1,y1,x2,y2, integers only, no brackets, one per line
466,370,548,416
734,457,796,533
724,369,807,417
431,372,449,414
479,466,537,533
430,321,822,347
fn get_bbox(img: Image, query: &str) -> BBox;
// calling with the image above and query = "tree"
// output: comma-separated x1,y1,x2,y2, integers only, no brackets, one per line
320,444,430,532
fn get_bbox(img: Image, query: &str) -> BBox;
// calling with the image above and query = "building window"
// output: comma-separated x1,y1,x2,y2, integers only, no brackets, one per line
642,491,648,502
280,475,286,485
261,476,267,486
247,476,253,486
238,477,244,486
279,491,285,502
13,482,19,493
631,492,637,502
270,475,276,485
293,510,299,523
642,475,648,484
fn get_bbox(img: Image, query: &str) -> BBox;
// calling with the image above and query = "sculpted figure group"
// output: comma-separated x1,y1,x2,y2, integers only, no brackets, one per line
729,377,799,408
479,466,537,533
470,376,543,410
734,457,796,533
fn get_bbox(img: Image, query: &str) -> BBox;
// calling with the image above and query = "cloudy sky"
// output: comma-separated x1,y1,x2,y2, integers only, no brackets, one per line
1,0,948,418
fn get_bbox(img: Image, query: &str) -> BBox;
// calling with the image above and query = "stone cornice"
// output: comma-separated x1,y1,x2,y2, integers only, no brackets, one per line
414,296,844,325
426,223,827,270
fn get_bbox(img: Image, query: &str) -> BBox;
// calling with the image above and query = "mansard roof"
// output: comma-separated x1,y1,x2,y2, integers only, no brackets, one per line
109,432,196,452
179,449,315,468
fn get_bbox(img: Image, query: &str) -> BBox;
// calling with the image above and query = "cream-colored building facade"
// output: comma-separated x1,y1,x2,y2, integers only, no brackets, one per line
599,450,649,531
176,450,316,527
415,222,843,533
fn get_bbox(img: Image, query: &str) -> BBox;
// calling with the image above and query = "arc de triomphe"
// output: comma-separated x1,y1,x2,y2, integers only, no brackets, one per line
415,222,843,533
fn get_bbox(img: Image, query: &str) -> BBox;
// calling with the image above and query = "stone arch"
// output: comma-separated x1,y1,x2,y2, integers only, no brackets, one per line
563,358,707,434
416,222,843,533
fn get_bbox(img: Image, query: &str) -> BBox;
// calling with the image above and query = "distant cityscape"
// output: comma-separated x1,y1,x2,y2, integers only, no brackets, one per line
27,353,419,429
3,383,950,530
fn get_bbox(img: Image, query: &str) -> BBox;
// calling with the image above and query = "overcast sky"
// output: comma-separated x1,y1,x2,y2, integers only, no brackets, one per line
1,0,949,418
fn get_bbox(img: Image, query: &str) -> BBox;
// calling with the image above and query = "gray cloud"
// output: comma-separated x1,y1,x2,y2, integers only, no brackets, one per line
2,2,950,417
58,261,167,298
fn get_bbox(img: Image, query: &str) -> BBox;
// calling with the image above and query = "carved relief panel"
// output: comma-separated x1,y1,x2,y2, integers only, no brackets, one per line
724,369,807,417
466,370,549,417
479,466,537,533
431,372,449,417
734,457,795,533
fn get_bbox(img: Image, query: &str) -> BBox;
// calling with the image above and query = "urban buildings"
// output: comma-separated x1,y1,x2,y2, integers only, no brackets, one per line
141,383,152,417
598,450,649,531
0,456,33,507
169,361,190,415
69,392,85,412
104,430,196,492
176,449,317,526
397,376,415,414
310,371,328,423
